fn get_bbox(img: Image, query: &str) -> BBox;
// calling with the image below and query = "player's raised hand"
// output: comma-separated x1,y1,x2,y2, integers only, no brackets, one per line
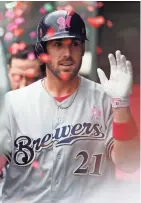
97,50,133,99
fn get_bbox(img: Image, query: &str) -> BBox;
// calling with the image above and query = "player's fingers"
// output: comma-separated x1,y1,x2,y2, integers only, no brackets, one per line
120,55,127,72
108,54,117,73
97,68,108,85
115,50,121,67
126,60,133,76
108,53,116,66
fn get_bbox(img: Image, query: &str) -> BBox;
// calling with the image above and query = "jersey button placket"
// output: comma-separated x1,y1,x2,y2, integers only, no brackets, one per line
56,179,59,185
58,118,62,123
58,107,64,124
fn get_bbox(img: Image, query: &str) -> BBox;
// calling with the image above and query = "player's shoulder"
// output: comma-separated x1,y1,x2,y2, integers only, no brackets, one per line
80,76,104,93
80,76,111,107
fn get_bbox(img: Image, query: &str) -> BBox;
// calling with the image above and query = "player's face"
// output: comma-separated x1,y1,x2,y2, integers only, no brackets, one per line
46,38,85,81
8,58,42,90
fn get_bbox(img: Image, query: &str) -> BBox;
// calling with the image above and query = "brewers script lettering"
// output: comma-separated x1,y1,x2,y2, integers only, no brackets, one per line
14,122,105,166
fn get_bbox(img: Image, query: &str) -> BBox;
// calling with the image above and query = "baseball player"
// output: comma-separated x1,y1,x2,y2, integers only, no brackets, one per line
0,10,139,203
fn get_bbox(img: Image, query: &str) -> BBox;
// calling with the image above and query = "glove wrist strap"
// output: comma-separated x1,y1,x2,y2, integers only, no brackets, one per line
111,97,130,108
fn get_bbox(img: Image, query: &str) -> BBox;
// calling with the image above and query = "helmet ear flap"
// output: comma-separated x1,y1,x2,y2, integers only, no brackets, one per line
35,42,44,58
35,21,47,58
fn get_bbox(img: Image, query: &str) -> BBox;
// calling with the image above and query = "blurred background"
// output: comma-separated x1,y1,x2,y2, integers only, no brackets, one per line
0,0,140,190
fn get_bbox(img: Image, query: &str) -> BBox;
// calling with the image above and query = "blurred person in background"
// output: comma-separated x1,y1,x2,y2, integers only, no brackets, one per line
7,42,44,90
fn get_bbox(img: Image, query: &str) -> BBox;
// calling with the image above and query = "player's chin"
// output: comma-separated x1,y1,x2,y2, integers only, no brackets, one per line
59,71,74,81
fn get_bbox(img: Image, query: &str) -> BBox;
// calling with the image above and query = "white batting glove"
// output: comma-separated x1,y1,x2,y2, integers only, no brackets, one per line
97,50,133,108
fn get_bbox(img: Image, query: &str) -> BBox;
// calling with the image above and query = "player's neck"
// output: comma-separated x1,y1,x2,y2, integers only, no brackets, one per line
44,71,80,97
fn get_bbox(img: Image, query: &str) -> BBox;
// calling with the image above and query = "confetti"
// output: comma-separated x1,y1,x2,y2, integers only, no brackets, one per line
87,16,105,28
5,10,15,18
87,6,94,12
64,5,74,13
60,73,71,81
13,28,24,37
8,43,19,54
92,106,101,117
97,110,101,116
39,7,47,14
96,46,103,55
39,53,51,63
4,32,13,41
8,42,26,54
97,2,104,8
34,171,44,178
93,1,104,8
15,1,23,9
46,27,55,38
25,69,36,78
15,1,28,12
27,52,36,60
14,9,24,17
0,12,4,21
92,107,97,115
106,20,113,28
7,22,18,31
18,41,26,50
63,39,72,45
29,31,37,39
43,3,54,12
32,160,40,169
15,17,25,25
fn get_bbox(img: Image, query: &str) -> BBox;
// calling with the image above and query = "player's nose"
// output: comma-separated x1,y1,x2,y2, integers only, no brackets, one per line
19,77,27,88
63,46,72,58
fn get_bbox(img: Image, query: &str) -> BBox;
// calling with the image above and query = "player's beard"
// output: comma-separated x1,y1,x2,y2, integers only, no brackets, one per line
46,58,82,81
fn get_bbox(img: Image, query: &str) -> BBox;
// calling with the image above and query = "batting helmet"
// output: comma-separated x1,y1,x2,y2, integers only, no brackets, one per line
35,10,88,57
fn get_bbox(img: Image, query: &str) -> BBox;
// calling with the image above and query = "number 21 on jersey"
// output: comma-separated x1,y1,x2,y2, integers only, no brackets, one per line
73,151,103,176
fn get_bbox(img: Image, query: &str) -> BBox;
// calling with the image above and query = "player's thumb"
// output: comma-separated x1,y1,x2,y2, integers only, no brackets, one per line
97,68,108,85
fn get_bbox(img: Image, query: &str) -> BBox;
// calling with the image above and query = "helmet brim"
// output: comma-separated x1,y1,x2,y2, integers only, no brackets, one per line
42,31,88,42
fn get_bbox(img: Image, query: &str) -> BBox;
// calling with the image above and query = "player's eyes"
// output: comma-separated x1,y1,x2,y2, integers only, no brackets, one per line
54,40,81,48
54,41,62,47
72,42,78,46
72,41,81,47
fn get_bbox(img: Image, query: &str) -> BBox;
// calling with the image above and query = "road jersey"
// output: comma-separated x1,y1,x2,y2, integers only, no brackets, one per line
0,76,115,203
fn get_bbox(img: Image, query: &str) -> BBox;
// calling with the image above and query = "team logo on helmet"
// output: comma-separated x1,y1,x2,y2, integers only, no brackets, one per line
57,16,72,30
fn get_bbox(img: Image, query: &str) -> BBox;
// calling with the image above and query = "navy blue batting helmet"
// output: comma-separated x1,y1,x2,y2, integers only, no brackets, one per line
35,10,88,57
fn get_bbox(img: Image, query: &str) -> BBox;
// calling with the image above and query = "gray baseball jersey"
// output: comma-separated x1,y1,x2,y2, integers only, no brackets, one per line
0,172,4,203
0,76,115,203
0,166,7,203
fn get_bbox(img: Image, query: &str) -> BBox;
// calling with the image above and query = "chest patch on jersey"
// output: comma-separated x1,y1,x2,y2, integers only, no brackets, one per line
14,122,105,166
